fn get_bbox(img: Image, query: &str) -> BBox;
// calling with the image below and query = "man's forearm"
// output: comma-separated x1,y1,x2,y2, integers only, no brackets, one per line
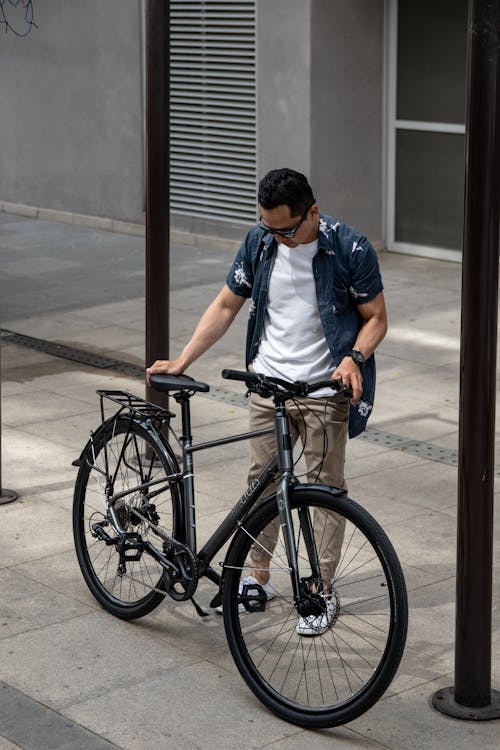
177,300,239,368
174,284,246,370
146,285,245,381
353,315,387,358
352,292,388,358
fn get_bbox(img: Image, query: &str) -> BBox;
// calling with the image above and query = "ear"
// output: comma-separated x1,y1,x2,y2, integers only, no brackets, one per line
310,204,319,218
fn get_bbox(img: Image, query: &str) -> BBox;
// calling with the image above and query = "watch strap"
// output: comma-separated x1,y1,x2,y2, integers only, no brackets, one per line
348,349,367,368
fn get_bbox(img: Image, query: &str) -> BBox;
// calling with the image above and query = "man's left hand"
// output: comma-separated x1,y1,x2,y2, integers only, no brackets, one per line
332,357,363,403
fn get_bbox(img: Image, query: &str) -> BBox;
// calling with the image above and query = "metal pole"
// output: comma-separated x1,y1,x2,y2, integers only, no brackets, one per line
0,338,18,505
432,0,500,720
145,0,170,411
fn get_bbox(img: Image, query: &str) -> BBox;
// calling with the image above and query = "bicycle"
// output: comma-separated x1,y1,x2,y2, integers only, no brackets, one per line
72,369,408,728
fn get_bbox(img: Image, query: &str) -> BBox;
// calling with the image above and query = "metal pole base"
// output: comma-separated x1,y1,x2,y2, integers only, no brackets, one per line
432,687,500,720
0,488,18,505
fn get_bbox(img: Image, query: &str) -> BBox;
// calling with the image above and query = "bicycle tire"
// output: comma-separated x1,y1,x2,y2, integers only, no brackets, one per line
222,486,408,728
73,415,183,619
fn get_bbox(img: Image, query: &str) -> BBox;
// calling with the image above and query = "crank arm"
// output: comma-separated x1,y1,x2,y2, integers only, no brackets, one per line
142,540,181,575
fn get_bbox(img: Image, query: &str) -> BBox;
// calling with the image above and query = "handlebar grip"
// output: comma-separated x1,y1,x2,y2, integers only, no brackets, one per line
221,369,259,383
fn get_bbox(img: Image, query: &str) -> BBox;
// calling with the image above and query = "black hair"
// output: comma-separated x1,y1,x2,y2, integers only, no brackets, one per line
258,168,316,216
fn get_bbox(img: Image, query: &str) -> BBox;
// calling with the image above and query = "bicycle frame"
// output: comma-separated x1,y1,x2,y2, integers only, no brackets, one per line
172,392,305,597
89,385,322,603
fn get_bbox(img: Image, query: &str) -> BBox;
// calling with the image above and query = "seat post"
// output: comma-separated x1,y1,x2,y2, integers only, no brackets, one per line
175,393,193,446
174,393,197,551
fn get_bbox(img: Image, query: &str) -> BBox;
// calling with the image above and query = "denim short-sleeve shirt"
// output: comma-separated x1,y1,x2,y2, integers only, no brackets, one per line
226,212,384,438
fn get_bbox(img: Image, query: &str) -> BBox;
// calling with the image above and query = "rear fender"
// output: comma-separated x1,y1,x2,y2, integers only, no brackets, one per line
72,414,184,539
72,414,181,481
72,416,118,467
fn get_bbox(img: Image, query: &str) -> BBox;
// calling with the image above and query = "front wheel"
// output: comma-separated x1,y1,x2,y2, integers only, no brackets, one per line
222,487,408,728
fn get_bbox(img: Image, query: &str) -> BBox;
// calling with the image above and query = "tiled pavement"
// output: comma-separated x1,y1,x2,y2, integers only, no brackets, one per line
0,213,499,749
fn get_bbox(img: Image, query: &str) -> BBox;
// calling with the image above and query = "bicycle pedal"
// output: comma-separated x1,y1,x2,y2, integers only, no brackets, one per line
239,582,267,613
116,532,143,562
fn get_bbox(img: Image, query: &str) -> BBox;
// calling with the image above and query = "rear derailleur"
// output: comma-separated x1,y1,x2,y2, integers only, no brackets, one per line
91,520,144,577
90,515,198,601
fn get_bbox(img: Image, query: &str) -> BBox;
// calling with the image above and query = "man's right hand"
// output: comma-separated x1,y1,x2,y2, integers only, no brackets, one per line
146,358,186,385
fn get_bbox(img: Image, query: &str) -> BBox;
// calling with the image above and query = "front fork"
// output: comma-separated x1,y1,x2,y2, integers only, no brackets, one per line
274,406,321,603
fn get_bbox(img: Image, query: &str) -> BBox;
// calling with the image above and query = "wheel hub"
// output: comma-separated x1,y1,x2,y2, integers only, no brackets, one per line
296,581,341,623
296,592,326,617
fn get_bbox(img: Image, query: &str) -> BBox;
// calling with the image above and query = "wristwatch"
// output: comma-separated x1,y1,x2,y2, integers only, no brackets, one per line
348,349,367,368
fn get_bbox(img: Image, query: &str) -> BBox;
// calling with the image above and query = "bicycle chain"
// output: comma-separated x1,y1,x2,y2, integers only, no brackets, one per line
129,507,172,543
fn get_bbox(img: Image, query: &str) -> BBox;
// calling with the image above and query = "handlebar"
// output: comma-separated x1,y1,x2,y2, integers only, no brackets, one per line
221,369,353,400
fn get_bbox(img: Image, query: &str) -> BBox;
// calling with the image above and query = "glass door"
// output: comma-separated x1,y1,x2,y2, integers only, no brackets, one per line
386,0,468,260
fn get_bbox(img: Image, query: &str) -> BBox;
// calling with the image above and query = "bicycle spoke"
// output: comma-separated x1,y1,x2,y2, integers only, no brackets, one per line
223,489,407,727
73,417,181,617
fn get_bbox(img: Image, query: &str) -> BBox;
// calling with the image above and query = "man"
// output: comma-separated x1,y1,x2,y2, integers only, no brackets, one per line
147,168,387,634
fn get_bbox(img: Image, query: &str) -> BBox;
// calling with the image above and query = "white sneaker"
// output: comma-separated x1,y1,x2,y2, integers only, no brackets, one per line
216,575,276,615
296,597,336,636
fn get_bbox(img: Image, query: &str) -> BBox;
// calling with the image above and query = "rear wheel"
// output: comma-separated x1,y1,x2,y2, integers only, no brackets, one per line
223,487,408,727
73,416,182,619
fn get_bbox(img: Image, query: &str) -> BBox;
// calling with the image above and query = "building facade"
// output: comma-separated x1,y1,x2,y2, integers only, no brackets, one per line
0,0,467,260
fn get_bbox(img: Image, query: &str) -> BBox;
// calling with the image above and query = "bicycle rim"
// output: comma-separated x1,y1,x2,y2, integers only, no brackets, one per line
73,417,182,618
223,487,408,727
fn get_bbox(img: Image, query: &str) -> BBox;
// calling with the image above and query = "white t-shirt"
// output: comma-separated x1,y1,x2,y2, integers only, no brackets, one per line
252,240,335,397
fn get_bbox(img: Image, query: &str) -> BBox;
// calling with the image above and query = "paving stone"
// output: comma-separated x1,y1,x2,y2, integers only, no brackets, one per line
1,217,499,750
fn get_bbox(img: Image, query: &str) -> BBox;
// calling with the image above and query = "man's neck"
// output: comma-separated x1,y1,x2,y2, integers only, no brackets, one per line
303,216,320,243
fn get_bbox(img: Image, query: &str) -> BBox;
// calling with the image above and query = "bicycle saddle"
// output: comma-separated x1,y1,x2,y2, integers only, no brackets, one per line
149,374,210,393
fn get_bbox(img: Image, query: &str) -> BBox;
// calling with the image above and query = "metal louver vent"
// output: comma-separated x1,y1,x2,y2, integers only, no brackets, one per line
171,1,257,223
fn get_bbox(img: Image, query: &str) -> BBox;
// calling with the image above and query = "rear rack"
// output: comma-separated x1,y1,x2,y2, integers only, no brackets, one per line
96,390,176,421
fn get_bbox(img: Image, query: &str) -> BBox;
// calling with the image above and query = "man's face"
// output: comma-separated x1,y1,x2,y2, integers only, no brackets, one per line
258,203,319,248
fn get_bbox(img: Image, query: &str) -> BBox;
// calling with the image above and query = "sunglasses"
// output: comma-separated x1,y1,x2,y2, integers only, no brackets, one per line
258,203,314,239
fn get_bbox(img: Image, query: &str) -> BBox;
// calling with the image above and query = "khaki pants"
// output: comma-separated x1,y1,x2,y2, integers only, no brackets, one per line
247,392,349,585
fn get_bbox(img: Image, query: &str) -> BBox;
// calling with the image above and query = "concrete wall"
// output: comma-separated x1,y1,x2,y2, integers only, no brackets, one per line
178,0,314,243
0,1,385,245
257,0,384,245
310,0,385,244
257,0,311,177
1,0,144,224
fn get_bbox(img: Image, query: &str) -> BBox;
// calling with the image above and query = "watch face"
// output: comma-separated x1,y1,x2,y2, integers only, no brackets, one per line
351,350,366,366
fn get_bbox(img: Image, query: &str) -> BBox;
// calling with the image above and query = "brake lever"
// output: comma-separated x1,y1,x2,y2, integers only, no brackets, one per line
246,375,273,399
328,379,354,400
292,381,310,397
340,383,353,399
